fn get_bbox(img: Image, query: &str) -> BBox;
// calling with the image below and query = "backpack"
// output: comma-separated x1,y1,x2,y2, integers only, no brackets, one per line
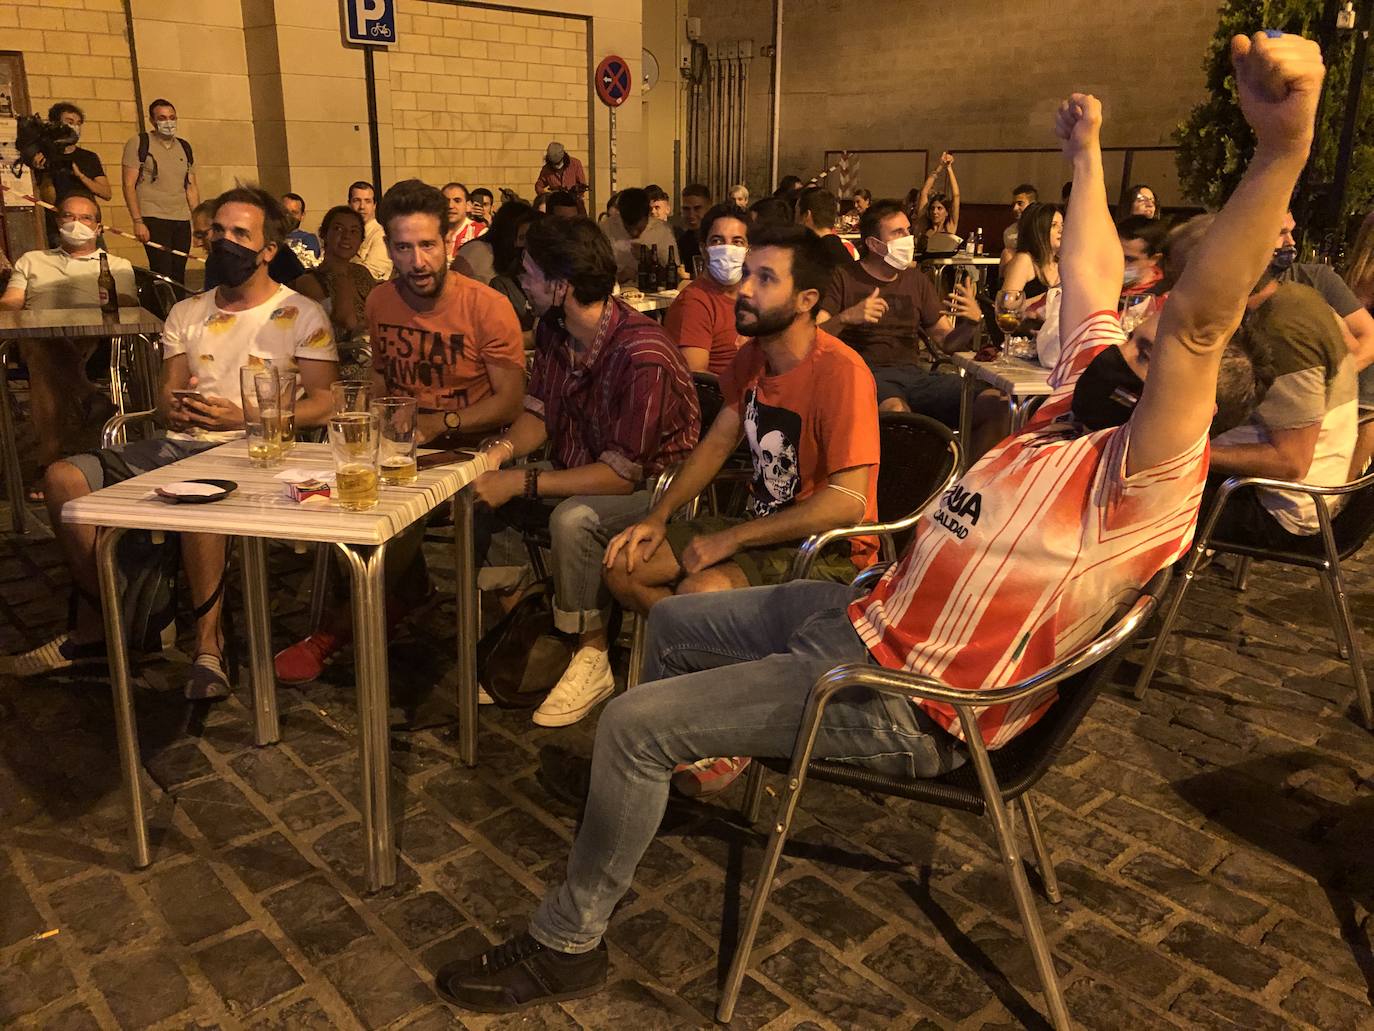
135,132,194,190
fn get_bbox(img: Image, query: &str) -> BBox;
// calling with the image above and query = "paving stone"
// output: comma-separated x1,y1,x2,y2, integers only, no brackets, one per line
379,890,465,949
608,907,715,983
679,969,789,1029
279,711,354,766
0,872,45,947
1121,851,1268,931
0,939,76,1023
1161,920,1280,991
1168,978,1293,1030
432,851,539,939
145,860,251,946
48,873,152,954
276,790,348,835
229,748,318,803
224,831,319,894
1281,976,1374,1031
632,837,696,890
772,874,887,948
90,946,192,1029
561,977,709,1030
178,778,275,847
396,809,468,864
245,996,335,1029
1212,850,1334,919
758,938,906,1026
422,765,514,823
43,1003,103,1031
1262,917,1371,986
1057,920,1182,997
322,936,432,1028
195,930,303,1017
1062,977,1180,1031
1089,795,1223,870
945,865,1073,935
312,821,421,895
474,805,571,872
417,924,492,976
664,875,787,949
862,931,996,1021
145,741,218,791
262,874,370,962
1035,805,1134,864
1055,862,1173,936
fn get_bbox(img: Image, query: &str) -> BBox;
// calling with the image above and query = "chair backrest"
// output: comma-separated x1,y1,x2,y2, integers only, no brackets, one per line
876,412,960,552
693,371,725,428
1332,471,1374,559
989,567,1171,796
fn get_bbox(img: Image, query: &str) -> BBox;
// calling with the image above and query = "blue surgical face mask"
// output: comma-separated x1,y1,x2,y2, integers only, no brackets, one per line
1270,245,1298,272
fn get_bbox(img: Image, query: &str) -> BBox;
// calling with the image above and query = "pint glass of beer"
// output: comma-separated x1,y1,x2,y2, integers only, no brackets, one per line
371,397,419,485
331,380,372,414
240,365,283,467
329,412,380,511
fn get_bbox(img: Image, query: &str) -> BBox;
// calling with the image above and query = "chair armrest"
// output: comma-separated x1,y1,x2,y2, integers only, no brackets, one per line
808,586,1158,711
849,561,891,593
1202,471,1374,550
789,513,923,580
102,409,159,448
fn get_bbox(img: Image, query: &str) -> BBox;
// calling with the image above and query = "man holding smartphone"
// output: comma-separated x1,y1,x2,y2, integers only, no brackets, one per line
8,187,338,701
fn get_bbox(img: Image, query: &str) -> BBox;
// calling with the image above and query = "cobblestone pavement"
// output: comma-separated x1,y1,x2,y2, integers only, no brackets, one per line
2,500,1373,1031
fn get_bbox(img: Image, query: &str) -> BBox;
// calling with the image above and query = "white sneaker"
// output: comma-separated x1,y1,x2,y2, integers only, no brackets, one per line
532,647,615,727
478,685,495,706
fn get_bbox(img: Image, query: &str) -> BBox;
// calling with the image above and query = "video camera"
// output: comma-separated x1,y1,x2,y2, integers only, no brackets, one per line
11,114,79,175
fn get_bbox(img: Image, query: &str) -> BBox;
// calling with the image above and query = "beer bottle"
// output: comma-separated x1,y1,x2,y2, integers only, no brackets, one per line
664,245,680,289
649,244,662,291
975,227,985,255
637,244,652,292
98,251,119,316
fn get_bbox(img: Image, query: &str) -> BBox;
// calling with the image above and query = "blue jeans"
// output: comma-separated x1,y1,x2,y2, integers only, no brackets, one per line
528,580,960,953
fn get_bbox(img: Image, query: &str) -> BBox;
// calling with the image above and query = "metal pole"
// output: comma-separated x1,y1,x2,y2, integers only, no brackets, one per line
453,485,479,766
96,527,151,869
1330,0,1372,233
364,48,383,190
0,342,30,534
239,536,280,746
769,0,783,190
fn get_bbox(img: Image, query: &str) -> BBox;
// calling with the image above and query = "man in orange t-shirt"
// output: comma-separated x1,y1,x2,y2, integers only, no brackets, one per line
275,179,526,684
605,223,879,609
662,203,749,374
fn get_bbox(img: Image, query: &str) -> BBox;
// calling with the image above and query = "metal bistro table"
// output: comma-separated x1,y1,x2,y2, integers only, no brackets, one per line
921,254,1002,295
62,438,484,891
951,351,1053,471
625,288,679,317
0,307,164,535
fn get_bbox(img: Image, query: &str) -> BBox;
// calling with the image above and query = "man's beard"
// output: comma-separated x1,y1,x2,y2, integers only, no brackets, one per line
736,301,797,338
401,264,447,300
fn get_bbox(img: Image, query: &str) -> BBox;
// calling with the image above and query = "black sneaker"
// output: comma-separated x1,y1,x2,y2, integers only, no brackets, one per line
434,931,607,1013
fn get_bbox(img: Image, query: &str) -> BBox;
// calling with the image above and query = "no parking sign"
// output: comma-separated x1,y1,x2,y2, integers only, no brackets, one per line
595,55,632,107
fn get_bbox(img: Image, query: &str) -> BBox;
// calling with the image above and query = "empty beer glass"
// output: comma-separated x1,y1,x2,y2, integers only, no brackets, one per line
240,365,283,467
371,396,419,485
329,412,380,511
331,379,371,414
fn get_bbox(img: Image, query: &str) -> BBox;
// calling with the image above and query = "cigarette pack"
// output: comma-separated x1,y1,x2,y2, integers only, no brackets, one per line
285,478,331,503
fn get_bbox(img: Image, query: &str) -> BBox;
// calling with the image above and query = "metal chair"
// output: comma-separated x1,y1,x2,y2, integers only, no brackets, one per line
718,567,1173,1030
1133,473,1374,729
625,413,961,687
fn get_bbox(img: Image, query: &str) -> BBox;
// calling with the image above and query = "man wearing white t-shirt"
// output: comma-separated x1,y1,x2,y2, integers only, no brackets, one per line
432,33,1324,1012
0,192,137,479
9,186,339,699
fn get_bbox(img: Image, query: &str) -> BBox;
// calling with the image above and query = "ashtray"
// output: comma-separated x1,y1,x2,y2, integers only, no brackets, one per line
155,479,237,503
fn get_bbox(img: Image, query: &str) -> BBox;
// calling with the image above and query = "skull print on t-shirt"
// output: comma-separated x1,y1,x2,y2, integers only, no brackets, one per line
743,389,802,516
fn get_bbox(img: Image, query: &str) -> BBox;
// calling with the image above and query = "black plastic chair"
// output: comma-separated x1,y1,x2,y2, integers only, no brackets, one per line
1133,472,1374,729
692,370,725,428
719,567,1172,1030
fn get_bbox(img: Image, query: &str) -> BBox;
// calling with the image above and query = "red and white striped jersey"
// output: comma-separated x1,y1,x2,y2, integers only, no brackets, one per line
849,311,1208,748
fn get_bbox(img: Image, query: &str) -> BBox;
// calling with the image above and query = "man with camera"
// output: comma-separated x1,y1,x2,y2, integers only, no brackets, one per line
121,98,200,288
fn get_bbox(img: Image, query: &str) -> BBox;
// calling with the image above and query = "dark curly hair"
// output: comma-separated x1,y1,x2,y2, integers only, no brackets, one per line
523,216,616,304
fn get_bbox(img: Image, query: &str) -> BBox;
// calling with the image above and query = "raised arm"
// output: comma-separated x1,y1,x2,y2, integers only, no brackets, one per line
1131,32,1323,475
1055,96,1122,334
946,158,961,233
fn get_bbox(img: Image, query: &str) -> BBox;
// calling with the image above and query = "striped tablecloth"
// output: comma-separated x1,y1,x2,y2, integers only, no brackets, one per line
62,439,483,544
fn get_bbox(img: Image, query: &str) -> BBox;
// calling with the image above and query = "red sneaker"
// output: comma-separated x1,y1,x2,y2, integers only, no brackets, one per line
274,631,345,685
671,756,751,798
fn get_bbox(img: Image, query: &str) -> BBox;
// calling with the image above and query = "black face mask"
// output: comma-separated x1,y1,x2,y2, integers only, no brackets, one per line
206,238,263,289
1071,346,1144,431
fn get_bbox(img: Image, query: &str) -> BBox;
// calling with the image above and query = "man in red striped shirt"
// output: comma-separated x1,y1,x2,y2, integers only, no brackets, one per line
436,32,1323,1011
471,216,700,729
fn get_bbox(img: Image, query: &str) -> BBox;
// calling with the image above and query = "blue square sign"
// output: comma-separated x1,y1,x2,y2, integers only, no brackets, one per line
343,0,397,46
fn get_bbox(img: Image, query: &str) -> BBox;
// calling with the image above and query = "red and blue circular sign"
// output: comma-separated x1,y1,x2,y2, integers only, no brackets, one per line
595,55,632,107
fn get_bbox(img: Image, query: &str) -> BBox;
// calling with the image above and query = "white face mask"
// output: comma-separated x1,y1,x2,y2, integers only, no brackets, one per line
66,124,81,142
58,220,98,248
155,118,177,137
881,234,915,271
706,243,747,286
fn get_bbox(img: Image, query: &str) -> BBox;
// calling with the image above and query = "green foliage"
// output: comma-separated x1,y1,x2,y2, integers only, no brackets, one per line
1175,0,1374,231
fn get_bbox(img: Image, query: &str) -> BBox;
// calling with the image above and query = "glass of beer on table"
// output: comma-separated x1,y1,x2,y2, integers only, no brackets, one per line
329,412,380,511
261,366,298,453
331,379,372,414
240,365,283,468
371,396,419,485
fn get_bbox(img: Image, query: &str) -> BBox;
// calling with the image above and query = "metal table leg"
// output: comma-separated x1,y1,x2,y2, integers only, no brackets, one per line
239,537,280,746
1009,393,1035,435
957,369,975,472
453,485,478,767
0,340,43,536
338,541,395,891
95,527,151,868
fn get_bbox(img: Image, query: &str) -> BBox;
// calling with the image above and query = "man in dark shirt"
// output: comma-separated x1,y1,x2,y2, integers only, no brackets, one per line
676,183,711,275
33,103,111,243
817,199,974,426
796,185,855,266
470,216,700,728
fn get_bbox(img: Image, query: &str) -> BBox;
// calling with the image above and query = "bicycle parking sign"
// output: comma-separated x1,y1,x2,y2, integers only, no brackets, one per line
343,0,397,47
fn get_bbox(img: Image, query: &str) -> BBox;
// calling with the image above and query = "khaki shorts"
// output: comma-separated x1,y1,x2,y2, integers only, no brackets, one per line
664,514,859,587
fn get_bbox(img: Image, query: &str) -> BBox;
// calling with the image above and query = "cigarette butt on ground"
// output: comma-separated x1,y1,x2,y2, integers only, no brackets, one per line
33,929,60,940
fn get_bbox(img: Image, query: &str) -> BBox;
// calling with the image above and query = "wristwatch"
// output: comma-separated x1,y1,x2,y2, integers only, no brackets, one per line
443,411,462,432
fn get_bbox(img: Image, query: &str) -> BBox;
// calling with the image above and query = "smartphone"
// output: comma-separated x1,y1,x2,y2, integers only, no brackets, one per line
172,389,208,405
417,448,480,470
